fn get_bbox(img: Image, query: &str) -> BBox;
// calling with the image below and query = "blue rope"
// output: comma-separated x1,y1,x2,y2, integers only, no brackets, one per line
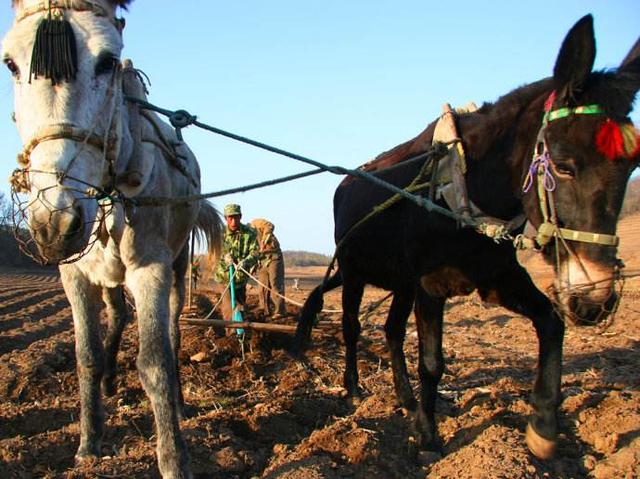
125,96,476,227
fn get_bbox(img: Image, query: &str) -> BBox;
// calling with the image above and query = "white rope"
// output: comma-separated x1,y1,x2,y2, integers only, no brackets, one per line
200,267,237,319
237,263,342,314
194,263,395,322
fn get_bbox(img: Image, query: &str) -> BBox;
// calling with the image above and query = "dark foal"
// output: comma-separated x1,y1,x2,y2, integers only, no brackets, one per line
294,15,640,459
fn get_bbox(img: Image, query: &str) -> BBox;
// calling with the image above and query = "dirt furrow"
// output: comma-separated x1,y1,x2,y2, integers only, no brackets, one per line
0,294,69,333
0,297,71,353
0,285,60,302
0,329,75,401
0,288,67,317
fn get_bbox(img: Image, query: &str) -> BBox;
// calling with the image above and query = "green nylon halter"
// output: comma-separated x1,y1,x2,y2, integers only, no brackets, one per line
543,104,604,124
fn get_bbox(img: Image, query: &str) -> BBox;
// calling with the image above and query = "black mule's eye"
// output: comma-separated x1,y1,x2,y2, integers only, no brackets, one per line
95,53,119,76
4,58,20,77
551,159,576,179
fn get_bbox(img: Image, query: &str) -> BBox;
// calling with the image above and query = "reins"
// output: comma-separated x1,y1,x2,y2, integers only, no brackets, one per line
8,2,634,319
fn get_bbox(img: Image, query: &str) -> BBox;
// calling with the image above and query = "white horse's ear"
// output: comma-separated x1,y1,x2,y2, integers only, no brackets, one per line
110,0,134,8
116,17,126,33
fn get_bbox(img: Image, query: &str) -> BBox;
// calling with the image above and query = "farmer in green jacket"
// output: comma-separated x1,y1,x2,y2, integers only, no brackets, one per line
214,204,260,322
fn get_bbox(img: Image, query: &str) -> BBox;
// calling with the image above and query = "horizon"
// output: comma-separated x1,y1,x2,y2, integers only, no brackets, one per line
1,1,638,255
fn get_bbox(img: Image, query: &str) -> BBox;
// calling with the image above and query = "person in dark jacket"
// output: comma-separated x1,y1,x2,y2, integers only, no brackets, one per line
250,218,286,318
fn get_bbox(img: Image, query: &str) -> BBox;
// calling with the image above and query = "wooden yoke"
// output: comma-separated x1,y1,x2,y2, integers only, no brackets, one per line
432,103,476,219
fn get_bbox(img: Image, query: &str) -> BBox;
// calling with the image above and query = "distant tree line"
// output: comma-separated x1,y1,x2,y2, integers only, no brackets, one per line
283,250,332,267
0,192,44,268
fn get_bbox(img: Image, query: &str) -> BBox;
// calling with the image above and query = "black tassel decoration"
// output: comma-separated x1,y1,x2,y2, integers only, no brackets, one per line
29,12,78,85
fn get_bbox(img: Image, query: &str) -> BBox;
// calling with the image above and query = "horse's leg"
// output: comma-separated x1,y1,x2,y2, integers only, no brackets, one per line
101,286,130,397
341,272,365,402
127,260,190,478
384,291,418,411
485,265,564,459
413,287,445,451
170,246,189,417
59,265,106,460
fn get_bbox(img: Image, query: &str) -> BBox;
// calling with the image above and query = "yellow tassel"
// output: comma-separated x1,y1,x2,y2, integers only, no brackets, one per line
620,123,640,157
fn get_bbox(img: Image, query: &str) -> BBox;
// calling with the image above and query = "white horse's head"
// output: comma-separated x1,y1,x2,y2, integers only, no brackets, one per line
3,0,133,262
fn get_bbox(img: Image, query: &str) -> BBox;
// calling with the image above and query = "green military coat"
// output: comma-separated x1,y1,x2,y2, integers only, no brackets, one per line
214,224,259,285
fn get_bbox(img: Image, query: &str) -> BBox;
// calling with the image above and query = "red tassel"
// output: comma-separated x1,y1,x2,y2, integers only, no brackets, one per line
596,120,624,160
544,91,556,112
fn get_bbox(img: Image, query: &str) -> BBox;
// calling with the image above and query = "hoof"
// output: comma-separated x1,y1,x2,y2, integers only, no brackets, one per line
526,423,556,460
101,377,117,397
346,393,363,408
416,450,442,467
75,450,100,466
178,403,197,420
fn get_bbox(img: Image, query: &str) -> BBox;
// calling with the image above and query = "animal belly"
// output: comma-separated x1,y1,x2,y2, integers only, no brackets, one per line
420,267,475,298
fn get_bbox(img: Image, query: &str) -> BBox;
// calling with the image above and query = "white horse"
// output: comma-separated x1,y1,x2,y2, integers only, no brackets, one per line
3,1,223,477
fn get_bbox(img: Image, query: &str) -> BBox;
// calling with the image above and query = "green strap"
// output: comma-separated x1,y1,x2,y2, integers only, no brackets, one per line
543,104,604,124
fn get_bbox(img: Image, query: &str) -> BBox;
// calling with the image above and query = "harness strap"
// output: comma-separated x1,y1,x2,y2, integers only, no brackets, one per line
535,222,619,247
17,124,115,167
543,104,604,124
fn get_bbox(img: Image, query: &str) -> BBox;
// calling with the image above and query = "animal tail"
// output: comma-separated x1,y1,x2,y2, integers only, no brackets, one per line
290,268,343,357
193,200,224,259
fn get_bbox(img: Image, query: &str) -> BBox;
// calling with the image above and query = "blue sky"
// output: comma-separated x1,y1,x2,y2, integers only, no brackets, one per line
1,1,638,254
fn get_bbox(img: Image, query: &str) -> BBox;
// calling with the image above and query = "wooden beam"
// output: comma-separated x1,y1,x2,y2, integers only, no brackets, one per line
179,317,329,336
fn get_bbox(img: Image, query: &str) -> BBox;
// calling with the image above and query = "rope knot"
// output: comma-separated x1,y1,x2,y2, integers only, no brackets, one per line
169,109,196,141
522,152,556,193
9,168,30,193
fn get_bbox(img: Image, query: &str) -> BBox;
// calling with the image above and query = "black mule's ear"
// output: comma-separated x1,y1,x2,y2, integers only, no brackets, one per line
618,38,640,110
620,38,640,74
553,14,596,103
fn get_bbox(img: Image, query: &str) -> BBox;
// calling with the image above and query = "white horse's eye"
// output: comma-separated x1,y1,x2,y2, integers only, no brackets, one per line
95,54,119,76
4,58,20,78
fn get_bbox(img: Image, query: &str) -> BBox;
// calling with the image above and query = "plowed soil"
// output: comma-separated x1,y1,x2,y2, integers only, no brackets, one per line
1,214,639,478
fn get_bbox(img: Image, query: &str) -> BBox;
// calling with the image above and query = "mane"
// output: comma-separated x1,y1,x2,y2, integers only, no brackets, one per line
463,78,552,159
11,0,133,9
579,70,638,121
358,120,438,173
357,78,553,177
